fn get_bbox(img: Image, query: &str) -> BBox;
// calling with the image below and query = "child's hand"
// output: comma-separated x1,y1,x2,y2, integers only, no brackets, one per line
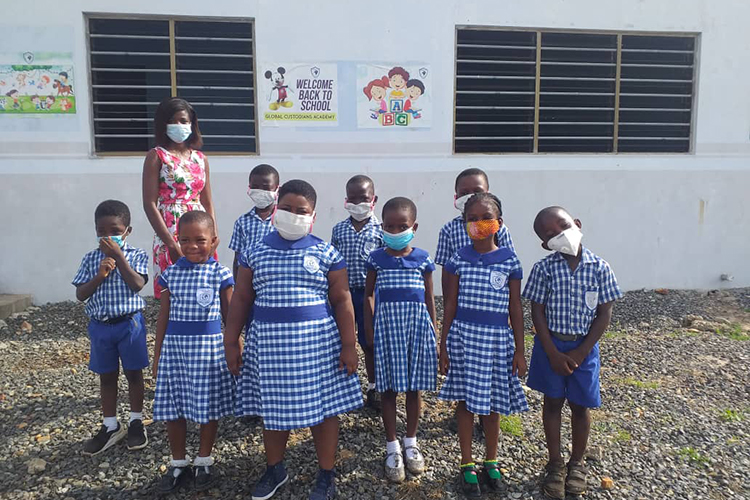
97,257,116,278
512,350,527,377
439,347,450,375
339,344,358,376
550,351,578,377
99,237,123,258
225,341,243,376
567,347,587,368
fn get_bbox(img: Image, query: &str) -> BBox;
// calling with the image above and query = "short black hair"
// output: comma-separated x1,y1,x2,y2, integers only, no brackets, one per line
464,192,502,218
382,197,417,221
178,210,215,231
455,168,489,190
346,174,374,191
279,179,317,209
533,206,569,237
249,164,280,185
154,97,203,149
95,200,131,226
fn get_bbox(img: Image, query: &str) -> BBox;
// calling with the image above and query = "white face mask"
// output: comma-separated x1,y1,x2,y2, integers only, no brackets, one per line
547,227,583,256
454,194,473,213
272,209,315,241
248,188,278,209
166,123,192,144
344,200,374,221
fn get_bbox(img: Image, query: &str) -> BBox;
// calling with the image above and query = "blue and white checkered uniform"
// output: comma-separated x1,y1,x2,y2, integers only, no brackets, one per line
438,246,528,415
435,216,514,266
235,232,363,430
72,243,149,321
153,257,235,423
331,216,384,290
522,247,622,336
366,247,437,393
228,207,275,257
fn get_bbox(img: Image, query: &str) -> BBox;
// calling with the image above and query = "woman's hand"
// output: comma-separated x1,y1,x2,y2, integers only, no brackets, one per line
167,243,183,264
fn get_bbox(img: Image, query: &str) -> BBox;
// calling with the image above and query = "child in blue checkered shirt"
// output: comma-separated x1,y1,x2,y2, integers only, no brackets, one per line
229,164,279,277
152,211,235,494
363,197,438,483
523,206,622,500
72,200,150,457
438,193,528,497
331,175,384,409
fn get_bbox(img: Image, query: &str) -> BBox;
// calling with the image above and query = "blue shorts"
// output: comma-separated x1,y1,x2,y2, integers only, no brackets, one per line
526,336,601,408
88,312,149,374
350,287,370,350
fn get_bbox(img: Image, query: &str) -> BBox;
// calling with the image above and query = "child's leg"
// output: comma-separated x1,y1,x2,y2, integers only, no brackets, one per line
405,391,420,438
381,390,398,442
100,370,119,420
123,369,144,414
198,421,219,458
456,401,475,464
311,416,339,470
542,396,566,462
166,419,187,459
568,402,590,462
263,428,291,465
479,412,499,461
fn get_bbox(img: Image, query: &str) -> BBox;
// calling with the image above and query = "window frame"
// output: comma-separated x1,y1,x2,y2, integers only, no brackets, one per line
84,12,259,157
452,25,701,156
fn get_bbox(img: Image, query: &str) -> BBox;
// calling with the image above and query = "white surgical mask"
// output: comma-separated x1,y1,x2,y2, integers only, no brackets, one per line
454,194,473,213
166,123,192,144
248,188,278,209
547,227,583,256
272,209,314,241
344,200,374,221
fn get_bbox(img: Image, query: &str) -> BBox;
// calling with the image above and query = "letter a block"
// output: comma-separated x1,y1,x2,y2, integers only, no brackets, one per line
389,99,404,112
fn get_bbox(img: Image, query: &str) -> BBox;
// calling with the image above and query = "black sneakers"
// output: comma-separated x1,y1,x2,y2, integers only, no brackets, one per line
127,420,148,450
366,388,381,410
194,465,218,491
83,423,127,456
158,466,193,494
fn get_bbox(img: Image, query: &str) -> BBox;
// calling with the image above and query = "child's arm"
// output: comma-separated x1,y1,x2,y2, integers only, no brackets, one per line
224,266,255,376
99,238,146,293
363,269,377,347
220,285,234,324
328,268,358,376
152,290,170,379
508,279,527,377
439,271,459,375
531,303,578,376
423,271,437,335
233,253,240,279
568,301,614,367
75,258,116,302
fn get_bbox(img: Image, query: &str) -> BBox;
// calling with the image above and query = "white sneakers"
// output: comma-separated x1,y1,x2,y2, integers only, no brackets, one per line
384,438,426,482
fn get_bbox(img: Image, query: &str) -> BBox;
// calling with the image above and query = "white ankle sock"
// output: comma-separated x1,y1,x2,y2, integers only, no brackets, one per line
129,411,142,423
403,436,417,448
385,440,402,468
194,456,214,467
103,416,118,432
170,457,190,469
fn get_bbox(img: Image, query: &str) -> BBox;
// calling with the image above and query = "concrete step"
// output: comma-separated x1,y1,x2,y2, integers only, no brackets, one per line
0,294,33,320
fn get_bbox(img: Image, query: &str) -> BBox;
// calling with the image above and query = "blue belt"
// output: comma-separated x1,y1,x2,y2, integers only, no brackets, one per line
455,307,508,326
166,319,222,335
253,304,330,323
378,288,424,303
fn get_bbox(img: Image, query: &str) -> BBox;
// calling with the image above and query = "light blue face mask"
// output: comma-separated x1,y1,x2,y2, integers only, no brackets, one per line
382,228,415,251
98,233,126,248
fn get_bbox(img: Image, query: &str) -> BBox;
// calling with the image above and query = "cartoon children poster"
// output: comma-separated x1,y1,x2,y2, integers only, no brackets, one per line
357,63,431,129
0,52,76,114
259,63,338,127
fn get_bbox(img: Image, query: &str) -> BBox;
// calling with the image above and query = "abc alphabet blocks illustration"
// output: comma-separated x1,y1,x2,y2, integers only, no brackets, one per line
358,63,431,129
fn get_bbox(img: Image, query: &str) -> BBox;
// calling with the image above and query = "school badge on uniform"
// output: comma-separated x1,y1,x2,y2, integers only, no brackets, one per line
196,288,214,307
362,240,379,257
585,290,599,310
303,255,320,274
489,271,508,290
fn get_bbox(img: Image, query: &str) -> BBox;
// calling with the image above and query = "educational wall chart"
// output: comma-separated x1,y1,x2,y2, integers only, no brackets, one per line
0,52,76,114
357,63,431,129
259,63,337,126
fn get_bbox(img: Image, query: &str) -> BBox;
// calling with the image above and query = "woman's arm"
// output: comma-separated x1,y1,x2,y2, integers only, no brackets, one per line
152,290,170,379
199,156,217,236
142,150,181,262
224,266,255,376
328,268,358,376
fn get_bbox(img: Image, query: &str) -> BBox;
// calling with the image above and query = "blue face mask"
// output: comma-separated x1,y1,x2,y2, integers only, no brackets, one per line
382,228,414,250
98,233,126,248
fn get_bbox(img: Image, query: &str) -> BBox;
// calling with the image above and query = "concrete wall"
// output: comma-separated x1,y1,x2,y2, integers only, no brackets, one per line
2,0,750,303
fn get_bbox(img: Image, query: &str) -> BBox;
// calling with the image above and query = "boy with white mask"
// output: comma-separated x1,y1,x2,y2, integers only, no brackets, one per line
331,175,384,409
523,206,622,500
229,164,280,277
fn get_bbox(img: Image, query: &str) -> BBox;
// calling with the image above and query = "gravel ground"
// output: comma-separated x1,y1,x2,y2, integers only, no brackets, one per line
1,289,749,499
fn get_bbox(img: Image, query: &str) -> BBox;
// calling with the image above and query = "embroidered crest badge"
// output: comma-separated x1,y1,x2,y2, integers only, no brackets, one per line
585,290,598,310
303,255,320,274
196,288,213,307
490,271,508,291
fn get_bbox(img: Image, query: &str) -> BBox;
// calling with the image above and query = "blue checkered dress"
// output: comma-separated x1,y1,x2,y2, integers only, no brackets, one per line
435,216,515,266
235,233,363,430
366,248,437,392
153,257,235,423
331,216,384,290
522,247,622,335
72,243,148,321
438,246,528,416
228,207,275,257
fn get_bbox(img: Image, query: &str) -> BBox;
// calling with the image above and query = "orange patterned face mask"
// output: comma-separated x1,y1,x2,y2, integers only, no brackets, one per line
466,219,500,240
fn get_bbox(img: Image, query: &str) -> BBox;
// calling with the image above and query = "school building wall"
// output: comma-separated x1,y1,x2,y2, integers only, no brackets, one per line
1,0,749,304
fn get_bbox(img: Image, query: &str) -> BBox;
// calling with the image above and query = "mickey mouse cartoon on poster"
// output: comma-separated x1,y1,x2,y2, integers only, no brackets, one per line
265,66,294,110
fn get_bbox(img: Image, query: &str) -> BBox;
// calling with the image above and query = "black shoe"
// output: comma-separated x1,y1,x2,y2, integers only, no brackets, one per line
366,388,381,410
459,464,482,499
158,465,193,494
481,461,504,492
194,464,217,491
252,462,289,500
309,469,336,500
127,420,148,451
83,423,126,456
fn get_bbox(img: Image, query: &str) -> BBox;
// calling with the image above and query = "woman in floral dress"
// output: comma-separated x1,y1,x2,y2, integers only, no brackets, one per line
142,97,218,297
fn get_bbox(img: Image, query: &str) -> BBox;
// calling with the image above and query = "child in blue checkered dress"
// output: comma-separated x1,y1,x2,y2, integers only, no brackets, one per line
225,180,362,500
229,164,279,276
522,206,622,500
72,200,150,456
152,211,235,494
438,193,528,497
331,175,384,409
363,197,437,483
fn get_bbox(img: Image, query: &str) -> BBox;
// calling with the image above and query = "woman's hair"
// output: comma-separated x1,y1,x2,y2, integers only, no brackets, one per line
363,77,390,100
278,179,317,209
464,192,503,218
154,97,203,149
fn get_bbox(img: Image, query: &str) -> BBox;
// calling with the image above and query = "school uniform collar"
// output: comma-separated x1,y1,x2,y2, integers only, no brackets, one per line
371,247,429,268
174,256,217,268
550,246,596,264
250,206,273,222
458,245,514,265
348,215,380,230
264,231,322,249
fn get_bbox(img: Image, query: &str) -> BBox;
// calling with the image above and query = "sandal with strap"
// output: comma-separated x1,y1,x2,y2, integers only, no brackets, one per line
542,459,566,500
566,460,588,495
459,463,482,499
481,460,504,492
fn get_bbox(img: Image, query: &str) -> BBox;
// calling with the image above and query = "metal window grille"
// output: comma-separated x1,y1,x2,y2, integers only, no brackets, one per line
454,27,697,154
87,15,257,155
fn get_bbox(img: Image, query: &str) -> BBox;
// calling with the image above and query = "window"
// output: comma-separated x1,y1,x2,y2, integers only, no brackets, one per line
87,15,257,154
454,27,698,154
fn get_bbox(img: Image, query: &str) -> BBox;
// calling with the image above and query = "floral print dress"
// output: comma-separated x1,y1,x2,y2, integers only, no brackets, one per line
151,146,209,297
